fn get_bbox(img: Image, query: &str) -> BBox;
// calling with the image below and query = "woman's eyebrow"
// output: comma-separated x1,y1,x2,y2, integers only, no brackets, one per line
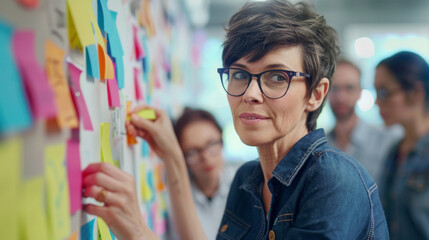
230,63,248,69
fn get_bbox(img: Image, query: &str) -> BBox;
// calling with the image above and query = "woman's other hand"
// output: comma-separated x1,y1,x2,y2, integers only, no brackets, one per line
82,162,158,240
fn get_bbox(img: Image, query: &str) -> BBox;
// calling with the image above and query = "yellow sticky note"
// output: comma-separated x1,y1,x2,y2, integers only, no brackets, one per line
66,0,95,48
100,123,115,165
127,109,156,121
19,177,49,240
0,138,22,240
45,40,78,128
140,163,152,202
97,218,112,240
45,144,71,240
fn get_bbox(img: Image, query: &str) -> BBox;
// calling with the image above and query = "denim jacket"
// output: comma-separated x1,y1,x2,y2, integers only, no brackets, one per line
379,133,429,240
216,129,389,240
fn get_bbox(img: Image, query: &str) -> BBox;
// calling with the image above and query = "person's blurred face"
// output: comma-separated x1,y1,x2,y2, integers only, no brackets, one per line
328,63,361,121
374,66,412,126
227,45,311,147
180,121,224,183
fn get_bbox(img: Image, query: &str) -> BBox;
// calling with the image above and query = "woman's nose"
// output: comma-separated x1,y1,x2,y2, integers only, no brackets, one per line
243,78,264,103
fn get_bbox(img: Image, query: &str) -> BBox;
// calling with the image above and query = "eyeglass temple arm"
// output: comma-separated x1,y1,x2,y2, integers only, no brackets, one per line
294,72,310,78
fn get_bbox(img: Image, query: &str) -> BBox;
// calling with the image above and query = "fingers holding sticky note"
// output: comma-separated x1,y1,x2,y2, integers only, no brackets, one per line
127,109,156,121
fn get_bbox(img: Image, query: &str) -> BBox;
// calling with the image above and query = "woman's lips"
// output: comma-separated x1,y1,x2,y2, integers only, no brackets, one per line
239,112,268,124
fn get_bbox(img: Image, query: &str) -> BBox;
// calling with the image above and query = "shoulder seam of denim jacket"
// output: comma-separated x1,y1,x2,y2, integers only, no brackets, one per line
274,136,327,186
322,148,376,240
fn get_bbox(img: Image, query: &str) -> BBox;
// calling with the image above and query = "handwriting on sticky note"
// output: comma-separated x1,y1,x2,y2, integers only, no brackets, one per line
45,40,78,128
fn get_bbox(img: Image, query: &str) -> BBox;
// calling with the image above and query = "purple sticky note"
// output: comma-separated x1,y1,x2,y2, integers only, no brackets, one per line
68,62,94,131
66,139,82,214
12,30,57,119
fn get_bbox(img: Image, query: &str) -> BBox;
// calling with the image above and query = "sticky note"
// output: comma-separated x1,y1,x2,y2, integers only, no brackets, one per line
68,231,78,240
66,139,82,214
132,25,144,60
66,0,95,49
13,30,58,119
0,137,22,240
154,164,165,191
45,143,71,240
81,219,95,240
100,122,114,165
106,11,124,58
134,67,143,100
86,44,100,79
45,40,78,128
114,57,124,89
128,109,156,121
68,62,94,131
107,79,120,108
19,177,49,240
0,20,32,133
98,43,114,80
97,218,112,240
140,163,152,202
126,101,137,145
17,0,39,8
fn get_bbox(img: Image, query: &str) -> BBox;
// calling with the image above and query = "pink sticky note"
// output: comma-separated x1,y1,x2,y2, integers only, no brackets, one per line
13,31,57,119
132,25,144,60
154,67,162,89
67,62,94,131
107,79,120,108
134,67,143,101
66,139,82,214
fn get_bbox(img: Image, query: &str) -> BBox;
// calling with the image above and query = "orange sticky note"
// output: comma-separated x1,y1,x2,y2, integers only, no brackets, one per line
68,231,78,240
45,40,78,128
126,101,137,145
154,164,165,191
97,43,114,80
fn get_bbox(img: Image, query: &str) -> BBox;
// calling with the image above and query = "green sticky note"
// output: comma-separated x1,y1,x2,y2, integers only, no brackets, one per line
97,218,112,240
0,137,22,240
127,109,156,121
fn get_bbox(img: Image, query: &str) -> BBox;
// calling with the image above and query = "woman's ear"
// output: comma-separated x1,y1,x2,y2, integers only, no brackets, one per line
406,82,425,105
306,78,330,112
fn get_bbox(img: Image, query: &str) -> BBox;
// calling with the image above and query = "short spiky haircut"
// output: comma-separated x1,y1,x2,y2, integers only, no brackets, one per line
222,0,340,131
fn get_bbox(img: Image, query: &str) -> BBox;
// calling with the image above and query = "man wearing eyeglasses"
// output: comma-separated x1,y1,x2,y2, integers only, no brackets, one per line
327,58,402,183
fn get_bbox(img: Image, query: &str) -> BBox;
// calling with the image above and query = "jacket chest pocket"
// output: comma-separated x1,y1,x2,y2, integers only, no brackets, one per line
216,210,251,240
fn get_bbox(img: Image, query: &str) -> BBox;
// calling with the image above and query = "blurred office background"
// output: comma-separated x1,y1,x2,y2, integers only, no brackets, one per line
181,0,429,161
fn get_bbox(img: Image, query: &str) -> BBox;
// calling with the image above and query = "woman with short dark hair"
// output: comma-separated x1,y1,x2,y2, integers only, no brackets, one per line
82,1,389,239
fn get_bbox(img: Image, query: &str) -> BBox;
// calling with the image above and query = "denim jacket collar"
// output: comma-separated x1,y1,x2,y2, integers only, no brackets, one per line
239,129,327,192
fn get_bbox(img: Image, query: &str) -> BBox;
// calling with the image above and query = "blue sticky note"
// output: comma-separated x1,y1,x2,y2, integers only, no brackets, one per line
80,219,95,240
109,230,115,240
0,19,32,133
147,171,155,201
114,57,124,89
141,141,150,158
106,11,124,58
86,44,100,79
